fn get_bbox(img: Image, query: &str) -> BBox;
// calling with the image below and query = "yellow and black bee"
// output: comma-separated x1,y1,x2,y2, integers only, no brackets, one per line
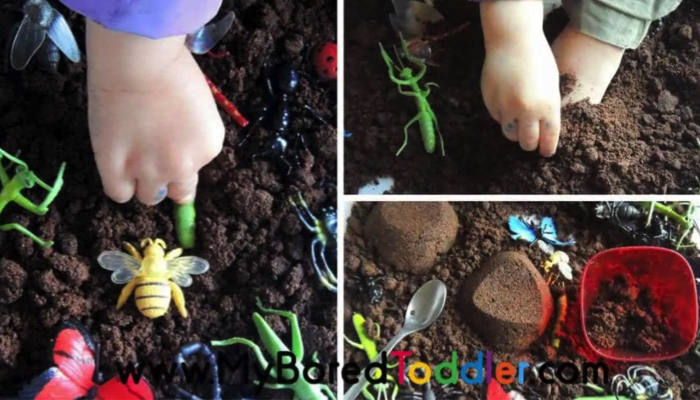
97,238,209,318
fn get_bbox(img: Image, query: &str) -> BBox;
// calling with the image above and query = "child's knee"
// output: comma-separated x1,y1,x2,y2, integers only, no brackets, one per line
562,0,682,49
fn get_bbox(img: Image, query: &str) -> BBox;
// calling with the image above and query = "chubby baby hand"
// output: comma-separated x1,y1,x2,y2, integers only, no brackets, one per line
86,21,224,205
481,11,561,157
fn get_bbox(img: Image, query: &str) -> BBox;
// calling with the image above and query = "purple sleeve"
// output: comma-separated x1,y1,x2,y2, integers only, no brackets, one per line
58,0,222,39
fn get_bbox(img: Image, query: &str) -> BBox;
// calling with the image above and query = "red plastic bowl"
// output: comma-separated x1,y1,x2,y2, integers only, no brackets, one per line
580,246,698,362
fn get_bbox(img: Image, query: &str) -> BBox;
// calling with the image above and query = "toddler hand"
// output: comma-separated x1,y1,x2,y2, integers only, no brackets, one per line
86,21,225,206
480,0,561,157
481,33,561,157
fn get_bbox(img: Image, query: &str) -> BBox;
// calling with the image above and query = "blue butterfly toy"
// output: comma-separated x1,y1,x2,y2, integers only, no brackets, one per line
508,215,575,248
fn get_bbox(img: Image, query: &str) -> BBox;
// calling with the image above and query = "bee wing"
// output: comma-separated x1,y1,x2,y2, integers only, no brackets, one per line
185,11,235,54
47,9,80,62
11,15,46,70
97,251,142,284
166,257,210,288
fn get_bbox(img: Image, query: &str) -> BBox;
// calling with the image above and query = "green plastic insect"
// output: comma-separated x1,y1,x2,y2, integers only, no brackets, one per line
344,313,398,400
174,201,195,249
211,298,337,400
379,33,445,157
0,147,65,248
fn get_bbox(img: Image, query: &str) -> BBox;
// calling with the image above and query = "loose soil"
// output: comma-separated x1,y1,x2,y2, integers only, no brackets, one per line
587,274,681,355
344,0,700,194
0,0,337,398
344,202,700,400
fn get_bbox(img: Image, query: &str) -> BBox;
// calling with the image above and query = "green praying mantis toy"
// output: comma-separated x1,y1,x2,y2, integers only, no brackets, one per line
344,313,399,400
211,298,337,400
0,147,66,248
379,32,445,157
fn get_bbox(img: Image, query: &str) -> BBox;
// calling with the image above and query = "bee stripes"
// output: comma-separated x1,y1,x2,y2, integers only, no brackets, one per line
135,295,169,299
135,282,169,289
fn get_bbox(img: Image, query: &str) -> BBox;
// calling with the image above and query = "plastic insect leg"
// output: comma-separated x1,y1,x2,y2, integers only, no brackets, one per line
378,43,411,87
396,113,422,156
288,192,319,231
116,280,137,310
396,86,421,99
123,243,144,261
362,382,378,400
344,335,364,349
312,238,338,292
170,282,189,318
0,223,52,248
173,342,221,400
35,162,66,209
237,106,269,147
210,337,274,378
262,62,276,98
171,386,205,400
320,385,337,400
423,82,439,97
255,298,304,360
428,107,446,156
303,104,333,127
165,248,184,261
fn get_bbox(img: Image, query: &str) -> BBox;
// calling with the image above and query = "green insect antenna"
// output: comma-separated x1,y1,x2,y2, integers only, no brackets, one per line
392,44,406,70
0,148,28,170
378,42,400,72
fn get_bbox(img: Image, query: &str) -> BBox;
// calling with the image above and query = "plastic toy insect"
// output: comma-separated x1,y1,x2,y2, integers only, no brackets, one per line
97,238,210,318
551,293,567,349
396,365,464,400
238,62,333,174
10,0,80,71
349,275,386,305
17,319,154,400
288,192,337,293
508,215,575,254
543,251,572,284
484,379,511,400
175,202,196,249
595,202,672,244
403,21,471,65
611,366,673,400
0,147,65,248
344,313,399,400
211,297,337,400
379,33,445,156
312,42,337,81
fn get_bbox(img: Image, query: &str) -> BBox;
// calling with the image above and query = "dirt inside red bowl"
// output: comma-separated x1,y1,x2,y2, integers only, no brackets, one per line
580,246,698,362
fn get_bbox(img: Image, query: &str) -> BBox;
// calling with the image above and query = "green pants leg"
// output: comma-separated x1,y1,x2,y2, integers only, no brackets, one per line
562,0,683,49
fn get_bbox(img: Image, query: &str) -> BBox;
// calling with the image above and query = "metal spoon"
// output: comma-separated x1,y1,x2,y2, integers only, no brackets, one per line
344,279,447,400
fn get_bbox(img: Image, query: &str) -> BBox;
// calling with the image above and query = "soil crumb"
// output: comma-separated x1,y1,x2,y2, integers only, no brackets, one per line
586,275,682,354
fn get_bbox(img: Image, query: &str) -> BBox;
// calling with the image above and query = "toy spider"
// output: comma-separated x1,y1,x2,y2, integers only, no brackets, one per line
611,365,673,400
348,275,386,305
288,192,337,292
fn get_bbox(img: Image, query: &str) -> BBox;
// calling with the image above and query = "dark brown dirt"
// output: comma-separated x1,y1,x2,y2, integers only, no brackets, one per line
363,202,458,274
0,0,337,398
344,1,700,194
587,274,681,355
344,202,700,400
458,251,553,352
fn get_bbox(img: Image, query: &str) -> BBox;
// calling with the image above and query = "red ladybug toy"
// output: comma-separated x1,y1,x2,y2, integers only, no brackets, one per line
312,42,337,81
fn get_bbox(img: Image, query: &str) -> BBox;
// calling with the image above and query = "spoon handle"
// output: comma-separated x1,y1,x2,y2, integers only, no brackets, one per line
343,330,408,400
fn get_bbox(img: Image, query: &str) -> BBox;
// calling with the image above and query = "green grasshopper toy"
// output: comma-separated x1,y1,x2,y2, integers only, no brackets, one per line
379,33,445,157
344,313,399,400
212,298,337,400
0,147,66,248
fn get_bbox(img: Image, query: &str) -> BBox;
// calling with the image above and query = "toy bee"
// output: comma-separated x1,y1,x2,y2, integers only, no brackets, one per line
97,238,210,319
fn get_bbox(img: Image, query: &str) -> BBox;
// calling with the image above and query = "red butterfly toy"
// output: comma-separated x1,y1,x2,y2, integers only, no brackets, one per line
17,319,154,400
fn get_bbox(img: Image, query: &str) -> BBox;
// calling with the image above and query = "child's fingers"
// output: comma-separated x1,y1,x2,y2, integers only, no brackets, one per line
168,176,198,205
517,117,540,152
501,116,519,142
135,178,169,206
99,170,135,204
538,114,561,157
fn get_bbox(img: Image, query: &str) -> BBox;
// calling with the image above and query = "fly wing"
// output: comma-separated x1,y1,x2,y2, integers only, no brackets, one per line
508,215,537,243
97,251,142,284
185,11,235,54
166,256,210,288
47,8,80,62
11,15,47,70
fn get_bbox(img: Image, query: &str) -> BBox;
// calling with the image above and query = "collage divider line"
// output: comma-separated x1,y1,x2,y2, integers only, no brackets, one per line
336,0,345,395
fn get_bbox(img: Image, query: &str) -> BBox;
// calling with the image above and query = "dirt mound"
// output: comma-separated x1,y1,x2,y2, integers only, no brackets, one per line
364,202,458,274
459,251,553,352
